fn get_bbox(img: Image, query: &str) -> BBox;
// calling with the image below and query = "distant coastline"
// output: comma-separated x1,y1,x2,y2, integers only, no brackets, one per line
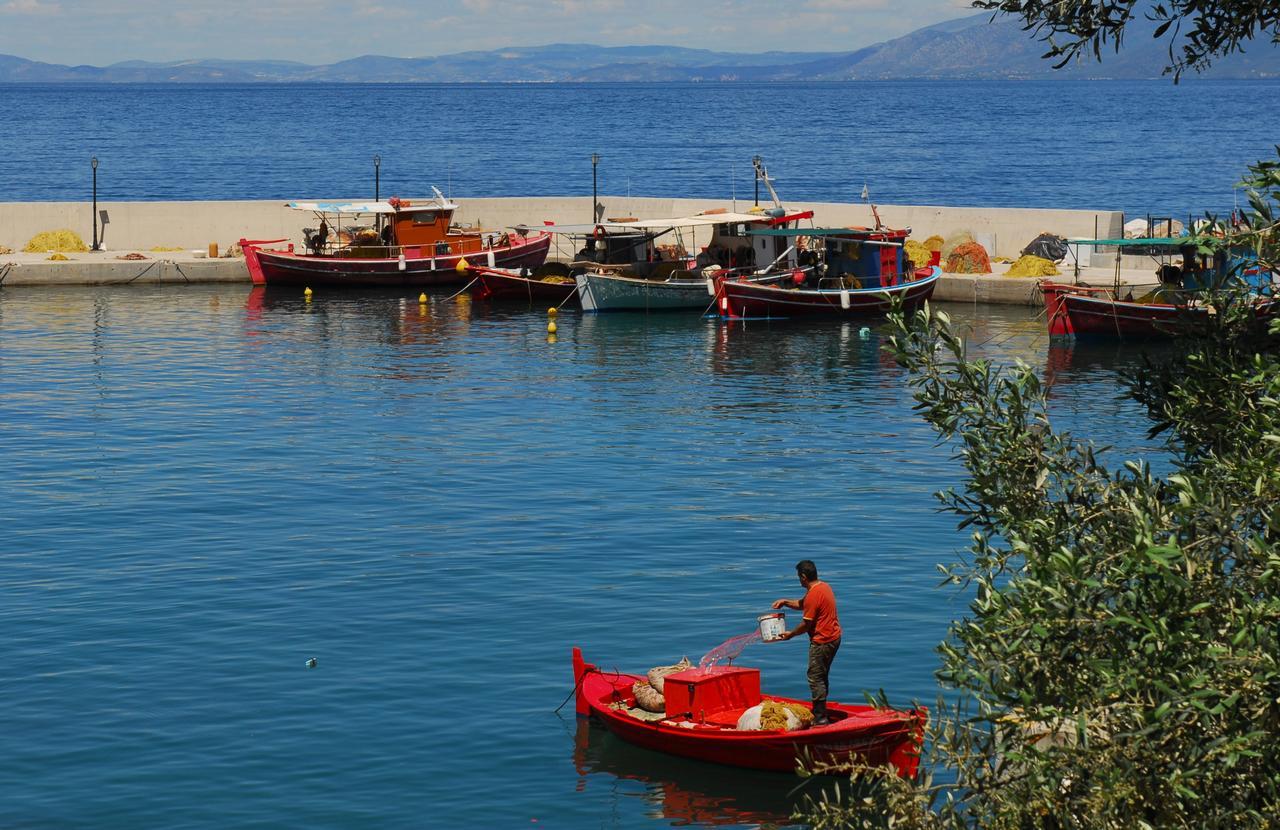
3,13,1278,84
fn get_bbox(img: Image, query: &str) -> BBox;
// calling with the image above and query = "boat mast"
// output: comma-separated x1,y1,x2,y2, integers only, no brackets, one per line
751,157,784,211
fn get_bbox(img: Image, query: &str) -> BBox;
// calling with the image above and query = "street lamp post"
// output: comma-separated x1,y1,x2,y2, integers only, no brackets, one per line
591,153,600,224
373,154,382,235
91,157,100,252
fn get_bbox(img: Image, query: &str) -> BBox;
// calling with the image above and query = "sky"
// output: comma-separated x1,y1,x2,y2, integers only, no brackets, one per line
0,0,975,65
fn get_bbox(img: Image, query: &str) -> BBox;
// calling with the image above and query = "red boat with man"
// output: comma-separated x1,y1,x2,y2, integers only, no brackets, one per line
241,188,551,289
571,647,924,775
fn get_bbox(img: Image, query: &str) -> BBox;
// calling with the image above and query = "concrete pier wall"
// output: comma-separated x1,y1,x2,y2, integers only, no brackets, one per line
0,197,1124,259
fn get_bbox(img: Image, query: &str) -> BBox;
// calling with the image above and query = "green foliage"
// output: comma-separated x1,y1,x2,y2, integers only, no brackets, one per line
971,0,1280,78
795,299,1280,828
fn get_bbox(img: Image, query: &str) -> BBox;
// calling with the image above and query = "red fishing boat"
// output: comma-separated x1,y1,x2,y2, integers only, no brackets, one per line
466,264,580,307
1041,282,1279,338
572,648,924,775
716,225,939,319
1042,236,1277,338
241,190,551,289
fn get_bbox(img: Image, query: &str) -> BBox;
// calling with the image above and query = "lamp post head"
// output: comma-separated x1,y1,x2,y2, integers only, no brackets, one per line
91,156,98,170
374,154,381,167
591,153,600,166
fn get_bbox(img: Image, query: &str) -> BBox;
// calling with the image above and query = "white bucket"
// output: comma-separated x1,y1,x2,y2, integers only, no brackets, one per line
758,612,786,643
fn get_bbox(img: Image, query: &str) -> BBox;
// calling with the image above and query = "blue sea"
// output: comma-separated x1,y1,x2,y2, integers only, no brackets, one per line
1,80,1279,219
0,80,1238,829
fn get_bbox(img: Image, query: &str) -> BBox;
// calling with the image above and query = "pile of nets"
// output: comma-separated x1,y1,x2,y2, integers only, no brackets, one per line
904,239,932,270
736,700,814,732
922,234,944,254
945,241,992,274
940,231,975,260
47,253,70,261
0,245,13,255
631,657,691,713
1005,254,1059,277
23,229,89,253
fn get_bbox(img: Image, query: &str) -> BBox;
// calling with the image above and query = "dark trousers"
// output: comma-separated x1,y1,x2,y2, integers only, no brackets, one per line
807,638,841,704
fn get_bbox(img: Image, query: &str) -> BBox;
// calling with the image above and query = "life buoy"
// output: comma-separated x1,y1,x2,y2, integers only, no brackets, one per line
593,225,605,240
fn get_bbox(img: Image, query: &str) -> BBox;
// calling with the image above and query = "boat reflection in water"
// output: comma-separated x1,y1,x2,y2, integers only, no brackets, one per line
572,717,814,828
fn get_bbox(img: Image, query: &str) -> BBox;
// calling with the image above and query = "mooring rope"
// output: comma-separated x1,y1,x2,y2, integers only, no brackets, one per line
0,262,12,286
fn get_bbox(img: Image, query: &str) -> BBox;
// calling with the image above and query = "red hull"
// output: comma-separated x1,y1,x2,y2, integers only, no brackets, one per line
717,268,939,319
572,648,923,776
241,233,551,288
1041,281,1280,338
468,265,580,307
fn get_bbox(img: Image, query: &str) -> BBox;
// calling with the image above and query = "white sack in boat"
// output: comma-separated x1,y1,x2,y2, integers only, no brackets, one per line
736,702,805,732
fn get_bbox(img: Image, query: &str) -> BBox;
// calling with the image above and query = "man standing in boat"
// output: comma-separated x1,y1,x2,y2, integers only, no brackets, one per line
772,560,842,725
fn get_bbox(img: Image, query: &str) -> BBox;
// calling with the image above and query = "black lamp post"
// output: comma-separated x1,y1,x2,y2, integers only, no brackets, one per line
752,155,761,207
374,154,381,202
591,153,600,224
91,156,100,252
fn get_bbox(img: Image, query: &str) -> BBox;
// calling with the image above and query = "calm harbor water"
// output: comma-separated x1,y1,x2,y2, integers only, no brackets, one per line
1,80,1279,218
0,284,1163,828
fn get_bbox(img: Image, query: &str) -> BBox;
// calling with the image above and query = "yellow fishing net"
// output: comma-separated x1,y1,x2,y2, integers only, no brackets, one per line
47,253,70,261
1004,254,1059,277
23,230,89,253
904,239,931,269
922,234,944,252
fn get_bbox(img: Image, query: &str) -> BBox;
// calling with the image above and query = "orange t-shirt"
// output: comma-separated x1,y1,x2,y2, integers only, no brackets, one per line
801,580,842,644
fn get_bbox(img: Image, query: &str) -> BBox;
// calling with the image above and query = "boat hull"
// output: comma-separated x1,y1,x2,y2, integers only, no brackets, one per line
469,266,579,307
242,233,551,288
576,271,719,312
572,648,923,776
1041,281,1280,338
717,268,939,319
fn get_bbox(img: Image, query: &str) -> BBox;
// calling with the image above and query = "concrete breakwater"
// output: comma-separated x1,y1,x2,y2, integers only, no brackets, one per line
0,197,1145,303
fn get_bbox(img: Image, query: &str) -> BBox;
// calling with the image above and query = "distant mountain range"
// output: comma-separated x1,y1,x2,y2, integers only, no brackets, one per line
3,14,1278,82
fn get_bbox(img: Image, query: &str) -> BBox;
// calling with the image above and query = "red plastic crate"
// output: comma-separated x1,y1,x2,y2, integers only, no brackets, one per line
663,666,762,720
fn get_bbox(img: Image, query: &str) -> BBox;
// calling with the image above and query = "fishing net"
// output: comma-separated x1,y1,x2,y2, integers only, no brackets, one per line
1005,254,1059,277
0,245,12,255
922,234,944,253
736,700,813,732
47,253,70,261
647,657,691,694
945,241,992,274
904,239,931,269
940,231,975,260
23,229,89,253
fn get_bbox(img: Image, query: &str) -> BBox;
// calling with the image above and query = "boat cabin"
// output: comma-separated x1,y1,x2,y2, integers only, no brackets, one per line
749,226,910,289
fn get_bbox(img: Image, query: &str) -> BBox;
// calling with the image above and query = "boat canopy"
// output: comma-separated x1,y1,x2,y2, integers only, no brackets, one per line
286,200,400,214
748,227,901,237
524,211,779,236
1066,237,1199,247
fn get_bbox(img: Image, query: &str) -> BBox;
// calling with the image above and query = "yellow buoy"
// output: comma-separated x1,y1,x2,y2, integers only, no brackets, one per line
547,321,558,334
418,292,428,303
304,287,313,297
547,307,558,316
455,257,470,273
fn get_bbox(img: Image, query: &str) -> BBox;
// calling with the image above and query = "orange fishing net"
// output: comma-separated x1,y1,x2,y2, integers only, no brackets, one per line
945,241,992,274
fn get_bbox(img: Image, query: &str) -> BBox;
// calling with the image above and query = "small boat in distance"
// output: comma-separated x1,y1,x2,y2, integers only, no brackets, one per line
571,647,924,775
241,189,551,288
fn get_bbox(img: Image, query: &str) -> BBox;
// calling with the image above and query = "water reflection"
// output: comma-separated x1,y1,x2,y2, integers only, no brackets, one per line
571,718,810,829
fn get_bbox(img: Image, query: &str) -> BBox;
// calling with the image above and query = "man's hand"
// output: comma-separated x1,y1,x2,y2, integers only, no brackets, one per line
778,631,791,641
771,599,786,610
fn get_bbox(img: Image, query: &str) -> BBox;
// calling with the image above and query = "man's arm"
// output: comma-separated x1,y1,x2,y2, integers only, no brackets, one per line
771,598,802,610
780,618,813,641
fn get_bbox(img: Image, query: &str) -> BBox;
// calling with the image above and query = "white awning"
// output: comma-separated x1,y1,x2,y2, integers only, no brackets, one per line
286,201,399,215
525,211,777,235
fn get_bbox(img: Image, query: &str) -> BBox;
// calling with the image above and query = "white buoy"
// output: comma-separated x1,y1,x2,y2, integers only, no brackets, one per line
398,253,406,271
705,277,716,296
840,289,851,310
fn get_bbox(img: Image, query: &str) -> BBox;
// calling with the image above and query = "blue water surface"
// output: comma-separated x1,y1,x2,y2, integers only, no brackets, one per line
1,80,1278,219
0,283,1162,828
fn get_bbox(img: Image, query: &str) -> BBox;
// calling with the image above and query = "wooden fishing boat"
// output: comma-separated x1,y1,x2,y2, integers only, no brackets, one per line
572,648,924,775
241,190,551,289
1042,236,1277,338
467,264,580,307
716,225,938,319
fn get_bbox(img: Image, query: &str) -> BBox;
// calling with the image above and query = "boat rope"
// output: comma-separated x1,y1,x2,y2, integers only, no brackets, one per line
0,262,12,286
445,277,478,301
554,668,591,714
106,260,159,286
172,262,192,284
555,283,581,311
